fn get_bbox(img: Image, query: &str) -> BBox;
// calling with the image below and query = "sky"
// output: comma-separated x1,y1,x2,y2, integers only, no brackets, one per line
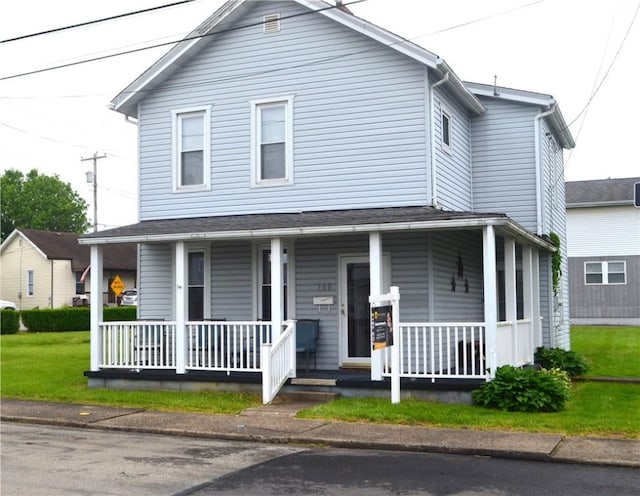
1,0,638,231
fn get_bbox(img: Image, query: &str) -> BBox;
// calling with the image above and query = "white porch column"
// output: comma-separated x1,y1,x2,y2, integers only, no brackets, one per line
504,237,518,364
175,241,187,374
483,225,498,379
369,232,383,381
89,245,103,371
271,237,283,341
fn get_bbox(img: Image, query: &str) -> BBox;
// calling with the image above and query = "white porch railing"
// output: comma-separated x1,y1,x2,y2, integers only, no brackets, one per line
186,321,272,372
101,321,176,369
383,323,488,380
99,319,296,403
262,320,297,404
496,319,534,368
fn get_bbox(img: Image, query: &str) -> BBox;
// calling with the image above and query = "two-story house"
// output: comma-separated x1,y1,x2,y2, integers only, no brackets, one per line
566,177,640,325
80,0,574,403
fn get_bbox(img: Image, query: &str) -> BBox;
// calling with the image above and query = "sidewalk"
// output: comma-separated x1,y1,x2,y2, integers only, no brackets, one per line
2,397,638,468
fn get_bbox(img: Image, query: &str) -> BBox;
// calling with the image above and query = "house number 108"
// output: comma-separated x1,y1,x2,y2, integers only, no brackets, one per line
318,283,332,291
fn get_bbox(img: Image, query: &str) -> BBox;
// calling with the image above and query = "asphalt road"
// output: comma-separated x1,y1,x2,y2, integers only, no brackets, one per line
2,423,639,496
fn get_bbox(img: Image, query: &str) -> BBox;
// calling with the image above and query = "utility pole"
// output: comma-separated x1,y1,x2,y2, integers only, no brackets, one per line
81,152,107,232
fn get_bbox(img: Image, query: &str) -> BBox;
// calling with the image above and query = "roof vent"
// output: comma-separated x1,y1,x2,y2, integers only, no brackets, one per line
263,14,280,33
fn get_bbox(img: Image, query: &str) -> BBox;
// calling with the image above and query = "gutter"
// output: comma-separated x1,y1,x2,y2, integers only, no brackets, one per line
534,105,557,235
429,71,450,208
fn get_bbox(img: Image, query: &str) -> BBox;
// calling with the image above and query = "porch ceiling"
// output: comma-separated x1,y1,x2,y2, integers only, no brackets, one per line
78,206,555,251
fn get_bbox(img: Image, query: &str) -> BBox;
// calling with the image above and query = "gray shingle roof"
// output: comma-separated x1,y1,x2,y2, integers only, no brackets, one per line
81,206,506,241
19,228,137,272
565,177,639,206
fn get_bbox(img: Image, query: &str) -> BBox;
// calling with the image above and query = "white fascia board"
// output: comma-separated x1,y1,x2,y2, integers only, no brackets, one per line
301,0,484,114
466,81,555,106
78,216,552,250
111,0,247,116
0,229,49,259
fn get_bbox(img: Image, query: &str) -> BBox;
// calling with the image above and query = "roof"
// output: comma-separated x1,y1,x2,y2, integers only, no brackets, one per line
110,0,485,118
565,177,640,207
465,81,575,149
3,229,137,272
78,206,555,251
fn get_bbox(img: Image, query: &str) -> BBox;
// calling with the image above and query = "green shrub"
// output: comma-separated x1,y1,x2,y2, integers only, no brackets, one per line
19,306,138,332
472,365,571,412
535,346,589,377
1,309,20,334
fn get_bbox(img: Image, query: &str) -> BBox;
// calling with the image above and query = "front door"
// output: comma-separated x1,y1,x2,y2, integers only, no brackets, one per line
339,255,390,366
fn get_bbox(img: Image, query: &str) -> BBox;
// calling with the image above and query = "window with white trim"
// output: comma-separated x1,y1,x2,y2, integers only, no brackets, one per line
585,261,626,285
250,97,293,187
258,248,288,320
172,107,211,191
441,108,452,152
26,269,34,296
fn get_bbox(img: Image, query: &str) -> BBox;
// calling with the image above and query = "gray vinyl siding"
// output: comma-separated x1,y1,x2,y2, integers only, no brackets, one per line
569,255,640,321
432,87,473,211
295,235,368,369
431,231,484,322
385,232,430,322
538,252,552,348
470,97,538,230
138,1,430,221
138,243,173,320
541,120,570,349
211,241,253,321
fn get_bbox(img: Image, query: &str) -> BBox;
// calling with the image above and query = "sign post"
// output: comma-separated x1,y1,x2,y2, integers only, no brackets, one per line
370,286,400,404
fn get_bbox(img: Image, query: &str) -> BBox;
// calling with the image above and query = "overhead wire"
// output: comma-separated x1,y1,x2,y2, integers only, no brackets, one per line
0,0,368,82
0,0,195,44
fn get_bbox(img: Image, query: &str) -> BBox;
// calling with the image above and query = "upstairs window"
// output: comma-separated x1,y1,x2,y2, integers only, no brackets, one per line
441,108,452,153
172,107,211,191
585,261,626,285
250,97,294,187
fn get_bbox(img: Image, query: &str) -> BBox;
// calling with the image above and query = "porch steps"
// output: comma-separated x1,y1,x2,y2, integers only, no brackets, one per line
290,378,337,387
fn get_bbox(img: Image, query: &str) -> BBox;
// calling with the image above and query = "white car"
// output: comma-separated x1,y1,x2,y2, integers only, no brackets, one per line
0,299,17,310
120,289,138,306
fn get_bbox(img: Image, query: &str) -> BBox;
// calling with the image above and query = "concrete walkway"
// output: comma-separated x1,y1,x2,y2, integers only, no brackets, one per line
1,398,638,468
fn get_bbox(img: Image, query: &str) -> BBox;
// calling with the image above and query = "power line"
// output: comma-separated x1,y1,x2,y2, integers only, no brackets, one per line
0,0,195,44
0,0,367,82
565,3,639,130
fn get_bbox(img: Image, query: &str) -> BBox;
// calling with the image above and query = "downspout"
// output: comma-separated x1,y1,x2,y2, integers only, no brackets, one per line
50,260,54,308
534,105,556,235
429,71,449,208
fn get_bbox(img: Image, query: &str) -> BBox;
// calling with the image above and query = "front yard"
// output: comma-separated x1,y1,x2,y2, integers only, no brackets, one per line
1,326,638,438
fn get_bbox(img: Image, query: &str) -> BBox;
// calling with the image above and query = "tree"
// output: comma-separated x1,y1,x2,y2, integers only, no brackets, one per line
1,169,90,241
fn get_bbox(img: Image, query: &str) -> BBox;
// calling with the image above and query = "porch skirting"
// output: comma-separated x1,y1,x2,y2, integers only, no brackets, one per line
84,369,484,405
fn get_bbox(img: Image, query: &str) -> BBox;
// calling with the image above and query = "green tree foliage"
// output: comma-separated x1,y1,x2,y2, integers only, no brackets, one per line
1,169,90,241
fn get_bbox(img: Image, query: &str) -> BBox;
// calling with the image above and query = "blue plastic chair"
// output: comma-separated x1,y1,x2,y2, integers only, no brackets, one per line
296,319,320,372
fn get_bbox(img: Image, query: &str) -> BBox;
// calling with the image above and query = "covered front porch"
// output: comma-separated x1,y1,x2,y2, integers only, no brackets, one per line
80,207,551,403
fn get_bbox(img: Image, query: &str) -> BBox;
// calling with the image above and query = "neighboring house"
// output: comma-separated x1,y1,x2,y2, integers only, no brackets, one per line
0,229,137,310
566,177,640,325
79,0,575,402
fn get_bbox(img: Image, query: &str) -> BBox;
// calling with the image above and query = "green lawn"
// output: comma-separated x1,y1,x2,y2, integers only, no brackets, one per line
0,331,260,414
1,326,638,438
571,326,640,377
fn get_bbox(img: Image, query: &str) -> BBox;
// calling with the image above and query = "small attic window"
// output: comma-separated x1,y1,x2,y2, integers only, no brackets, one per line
263,14,281,33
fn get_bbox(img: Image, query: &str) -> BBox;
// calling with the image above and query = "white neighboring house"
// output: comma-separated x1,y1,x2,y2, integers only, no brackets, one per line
0,228,137,310
565,177,640,325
